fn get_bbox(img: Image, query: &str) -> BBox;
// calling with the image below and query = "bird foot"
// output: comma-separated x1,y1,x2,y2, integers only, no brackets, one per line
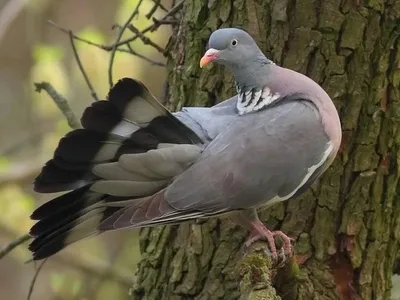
243,223,294,263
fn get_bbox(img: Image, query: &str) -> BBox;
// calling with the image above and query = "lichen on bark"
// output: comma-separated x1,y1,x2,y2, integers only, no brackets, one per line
132,0,400,299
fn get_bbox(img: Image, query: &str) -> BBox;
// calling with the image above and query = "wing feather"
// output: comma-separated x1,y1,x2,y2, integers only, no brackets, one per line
165,98,332,212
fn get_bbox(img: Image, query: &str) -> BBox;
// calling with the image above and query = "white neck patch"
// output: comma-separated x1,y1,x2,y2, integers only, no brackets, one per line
236,85,281,115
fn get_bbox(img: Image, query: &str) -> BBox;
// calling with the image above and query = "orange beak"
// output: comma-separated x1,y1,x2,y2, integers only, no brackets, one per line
200,48,220,68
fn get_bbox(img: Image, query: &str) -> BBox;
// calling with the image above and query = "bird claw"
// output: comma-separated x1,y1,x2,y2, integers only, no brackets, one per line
242,230,294,264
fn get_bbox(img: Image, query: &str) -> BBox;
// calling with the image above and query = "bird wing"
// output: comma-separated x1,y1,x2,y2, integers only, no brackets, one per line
97,95,332,232
165,95,332,213
174,96,239,142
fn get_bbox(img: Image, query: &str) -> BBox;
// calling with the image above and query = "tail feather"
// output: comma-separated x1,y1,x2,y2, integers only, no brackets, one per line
29,191,128,260
80,100,122,133
30,207,106,246
31,186,91,220
30,189,102,235
98,192,205,231
53,130,124,169
34,78,201,193
30,207,121,260
30,77,204,260
33,161,93,193
31,185,90,220
106,77,169,125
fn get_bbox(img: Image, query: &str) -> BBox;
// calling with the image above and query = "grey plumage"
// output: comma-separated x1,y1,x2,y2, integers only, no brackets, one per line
29,28,341,260
174,96,238,141
166,98,331,214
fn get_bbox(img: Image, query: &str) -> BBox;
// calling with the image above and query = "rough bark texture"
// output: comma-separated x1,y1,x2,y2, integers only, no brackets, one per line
132,0,400,299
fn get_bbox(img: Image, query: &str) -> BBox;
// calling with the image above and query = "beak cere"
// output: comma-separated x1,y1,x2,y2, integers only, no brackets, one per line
200,48,220,68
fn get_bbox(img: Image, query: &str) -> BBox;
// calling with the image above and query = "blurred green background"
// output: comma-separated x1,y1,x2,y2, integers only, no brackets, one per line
0,0,171,299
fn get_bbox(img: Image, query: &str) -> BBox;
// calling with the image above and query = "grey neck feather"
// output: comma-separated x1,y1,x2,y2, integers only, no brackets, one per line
228,55,280,115
230,54,274,88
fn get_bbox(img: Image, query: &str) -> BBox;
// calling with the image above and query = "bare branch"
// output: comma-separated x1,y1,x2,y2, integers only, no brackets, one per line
151,18,178,26
147,0,168,18
0,229,131,288
151,0,183,29
34,82,81,129
112,24,165,66
0,226,132,285
24,249,132,286
146,0,160,19
126,43,165,66
0,233,31,260
110,0,184,49
109,0,144,87
50,20,164,67
127,24,165,53
48,21,132,54
68,31,99,101
26,259,47,300
46,0,185,70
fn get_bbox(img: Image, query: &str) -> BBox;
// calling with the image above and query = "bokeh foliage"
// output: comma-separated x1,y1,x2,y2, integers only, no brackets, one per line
0,0,169,299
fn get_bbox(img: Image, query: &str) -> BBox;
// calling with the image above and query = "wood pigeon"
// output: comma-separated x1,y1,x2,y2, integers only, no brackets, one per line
29,28,342,261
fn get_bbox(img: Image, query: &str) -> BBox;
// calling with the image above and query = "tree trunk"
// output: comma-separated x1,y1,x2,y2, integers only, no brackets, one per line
132,0,400,299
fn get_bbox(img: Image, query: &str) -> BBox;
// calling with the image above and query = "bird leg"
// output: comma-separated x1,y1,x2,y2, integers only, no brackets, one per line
245,220,293,260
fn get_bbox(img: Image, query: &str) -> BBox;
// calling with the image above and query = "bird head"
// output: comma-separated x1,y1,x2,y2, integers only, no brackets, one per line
200,28,263,69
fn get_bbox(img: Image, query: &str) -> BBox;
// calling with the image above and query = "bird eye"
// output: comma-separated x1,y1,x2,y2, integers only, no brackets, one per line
231,39,238,47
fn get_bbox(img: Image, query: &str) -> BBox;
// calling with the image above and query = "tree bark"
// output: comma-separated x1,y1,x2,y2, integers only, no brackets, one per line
132,0,400,299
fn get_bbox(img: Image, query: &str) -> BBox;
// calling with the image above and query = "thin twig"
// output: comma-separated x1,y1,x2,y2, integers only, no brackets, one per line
68,31,99,101
146,0,160,19
127,24,165,53
112,24,165,66
126,43,165,66
34,82,81,129
150,0,183,31
47,0,184,68
49,0,183,50
151,0,169,13
109,0,144,87
26,259,47,300
109,0,184,49
146,0,168,19
0,233,31,260
50,20,164,67
23,248,132,286
48,21,131,54
151,18,178,25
